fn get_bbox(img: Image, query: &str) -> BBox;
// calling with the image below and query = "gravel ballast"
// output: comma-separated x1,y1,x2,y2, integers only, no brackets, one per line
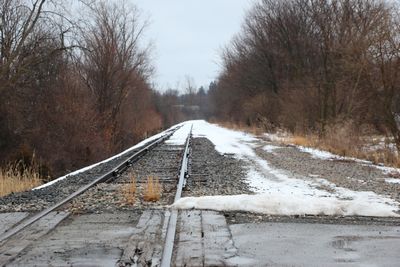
255,143,400,203
183,137,251,197
0,140,162,212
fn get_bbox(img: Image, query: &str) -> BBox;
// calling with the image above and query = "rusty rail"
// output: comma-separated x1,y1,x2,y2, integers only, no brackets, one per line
0,126,181,244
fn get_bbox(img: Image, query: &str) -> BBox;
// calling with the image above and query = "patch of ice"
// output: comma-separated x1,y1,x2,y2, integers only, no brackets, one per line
385,178,400,184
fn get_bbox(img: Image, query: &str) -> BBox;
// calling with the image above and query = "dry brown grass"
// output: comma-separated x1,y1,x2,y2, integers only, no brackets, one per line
364,148,400,168
0,160,42,197
214,119,400,168
143,175,162,202
121,173,137,205
286,125,400,168
213,120,265,136
287,135,316,147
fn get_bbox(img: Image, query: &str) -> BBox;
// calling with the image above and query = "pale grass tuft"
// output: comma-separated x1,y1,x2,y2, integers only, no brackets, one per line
143,175,162,202
0,160,42,197
121,173,136,205
286,135,316,147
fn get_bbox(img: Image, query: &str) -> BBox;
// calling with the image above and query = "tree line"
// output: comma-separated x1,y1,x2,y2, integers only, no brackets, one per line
209,0,400,151
0,0,190,179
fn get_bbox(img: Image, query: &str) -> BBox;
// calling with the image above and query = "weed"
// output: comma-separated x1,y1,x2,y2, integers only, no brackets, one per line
122,173,136,205
143,175,162,202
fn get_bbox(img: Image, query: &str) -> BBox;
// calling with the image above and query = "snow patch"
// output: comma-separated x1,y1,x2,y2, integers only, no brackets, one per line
263,132,288,142
191,120,257,158
172,193,398,217
165,122,193,145
297,146,337,160
263,144,281,153
297,145,400,176
242,160,399,216
385,178,400,184
180,120,400,217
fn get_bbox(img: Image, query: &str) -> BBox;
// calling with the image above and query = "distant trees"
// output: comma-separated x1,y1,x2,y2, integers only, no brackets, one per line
210,0,400,150
0,0,161,178
153,81,215,128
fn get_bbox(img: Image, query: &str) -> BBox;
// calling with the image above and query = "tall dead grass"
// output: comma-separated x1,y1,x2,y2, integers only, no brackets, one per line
0,160,42,197
121,173,137,205
143,175,162,202
287,122,400,168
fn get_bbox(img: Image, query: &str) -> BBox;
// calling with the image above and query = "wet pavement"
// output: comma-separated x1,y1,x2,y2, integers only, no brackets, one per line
230,221,400,266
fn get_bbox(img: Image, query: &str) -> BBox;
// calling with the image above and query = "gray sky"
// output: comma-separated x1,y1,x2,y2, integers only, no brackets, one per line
133,0,257,91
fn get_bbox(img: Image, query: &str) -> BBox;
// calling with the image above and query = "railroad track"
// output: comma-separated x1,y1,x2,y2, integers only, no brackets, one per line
0,124,193,266
160,125,192,267
2,121,400,266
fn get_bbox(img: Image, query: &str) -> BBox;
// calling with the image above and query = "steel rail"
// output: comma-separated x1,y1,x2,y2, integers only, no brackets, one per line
160,124,193,267
0,126,181,244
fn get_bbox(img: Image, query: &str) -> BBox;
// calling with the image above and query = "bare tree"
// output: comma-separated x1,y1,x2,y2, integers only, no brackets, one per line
78,0,155,151
367,2,400,150
0,0,74,91
211,0,400,148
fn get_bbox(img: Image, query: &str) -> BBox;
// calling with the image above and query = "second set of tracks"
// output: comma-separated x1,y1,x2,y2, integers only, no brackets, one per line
0,124,193,266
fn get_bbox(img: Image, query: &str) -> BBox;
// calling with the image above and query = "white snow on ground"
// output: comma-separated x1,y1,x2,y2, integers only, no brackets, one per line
263,144,281,153
171,120,400,217
298,146,370,165
297,146,337,160
191,120,257,158
34,124,181,190
297,145,400,176
386,178,400,184
172,193,398,217
263,132,288,142
165,122,193,145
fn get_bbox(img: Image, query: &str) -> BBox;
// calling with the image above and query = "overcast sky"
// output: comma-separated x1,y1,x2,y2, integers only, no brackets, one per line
133,0,257,91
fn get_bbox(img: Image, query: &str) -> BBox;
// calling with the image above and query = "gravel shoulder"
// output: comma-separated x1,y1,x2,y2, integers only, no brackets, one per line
255,141,400,203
